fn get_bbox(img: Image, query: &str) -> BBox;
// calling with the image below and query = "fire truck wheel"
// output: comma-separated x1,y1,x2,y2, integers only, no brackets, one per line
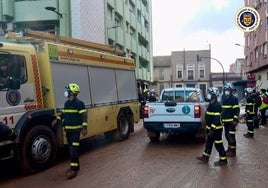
20,125,57,174
117,114,131,140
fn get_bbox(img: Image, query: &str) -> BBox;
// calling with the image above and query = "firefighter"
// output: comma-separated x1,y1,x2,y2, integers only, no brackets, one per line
0,122,16,142
244,88,256,138
221,83,240,157
259,89,268,126
196,87,227,166
148,89,157,102
59,83,88,179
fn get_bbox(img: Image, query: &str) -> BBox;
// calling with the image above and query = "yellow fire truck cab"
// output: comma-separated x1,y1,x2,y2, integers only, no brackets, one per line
0,31,140,174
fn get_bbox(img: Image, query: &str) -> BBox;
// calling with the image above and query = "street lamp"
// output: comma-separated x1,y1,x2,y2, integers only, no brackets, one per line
45,6,62,18
44,6,62,43
197,55,225,87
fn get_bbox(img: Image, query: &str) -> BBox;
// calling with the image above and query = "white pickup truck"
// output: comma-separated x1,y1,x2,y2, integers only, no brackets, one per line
143,87,207,142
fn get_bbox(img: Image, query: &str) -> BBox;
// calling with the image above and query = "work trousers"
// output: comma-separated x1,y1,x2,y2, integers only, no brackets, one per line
203,129,226,161
246,113,254,136
66,130,80,171
260,107,267,125
223,122,236,152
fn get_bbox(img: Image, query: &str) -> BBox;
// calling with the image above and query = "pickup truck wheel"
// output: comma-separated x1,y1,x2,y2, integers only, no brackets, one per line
148,131,160,142
117,114,131,140
20,125,57,174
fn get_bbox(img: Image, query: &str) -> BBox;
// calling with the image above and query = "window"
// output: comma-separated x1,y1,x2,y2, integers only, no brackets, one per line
137,10,141,23
126,22,129,33
199,63,205,78
159,68,164,80
161,89,203,102
0,54,27,90
130,27,135,37
176,64,183,79
199,70,204,78
107,6,113,21
263,42,267,57
255,47,259,63
188,70,194,80
187,64,194,80
129,1,135,12
178,70,182,79
115,17,120,27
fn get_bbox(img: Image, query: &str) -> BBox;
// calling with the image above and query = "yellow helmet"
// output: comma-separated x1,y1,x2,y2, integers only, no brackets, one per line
66,83,80,94
143,88,149,93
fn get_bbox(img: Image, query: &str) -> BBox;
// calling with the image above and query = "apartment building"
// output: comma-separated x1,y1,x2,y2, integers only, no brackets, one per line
0,0,152,89
243,0,268,89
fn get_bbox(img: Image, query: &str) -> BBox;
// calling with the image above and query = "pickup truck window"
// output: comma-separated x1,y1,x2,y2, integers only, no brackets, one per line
161,90,204,102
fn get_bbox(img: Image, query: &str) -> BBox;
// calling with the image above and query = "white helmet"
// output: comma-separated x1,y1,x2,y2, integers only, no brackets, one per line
245,87,253,94
208,87,219,97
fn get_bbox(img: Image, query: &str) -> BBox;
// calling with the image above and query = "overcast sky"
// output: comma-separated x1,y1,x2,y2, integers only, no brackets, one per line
152,0,245,72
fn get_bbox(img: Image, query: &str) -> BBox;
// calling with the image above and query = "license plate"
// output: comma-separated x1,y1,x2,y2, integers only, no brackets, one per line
164,123,180,128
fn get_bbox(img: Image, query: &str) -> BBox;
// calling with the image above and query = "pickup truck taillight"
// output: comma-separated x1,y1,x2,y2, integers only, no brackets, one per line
143,105,149,118
194,105,201,118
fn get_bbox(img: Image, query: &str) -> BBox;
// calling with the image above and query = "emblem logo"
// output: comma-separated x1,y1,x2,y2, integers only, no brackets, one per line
6,90,21,106
235,7,260,32
182,106,190,114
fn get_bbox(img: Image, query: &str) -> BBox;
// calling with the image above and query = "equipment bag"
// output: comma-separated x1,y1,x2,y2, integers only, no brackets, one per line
263,95,268,104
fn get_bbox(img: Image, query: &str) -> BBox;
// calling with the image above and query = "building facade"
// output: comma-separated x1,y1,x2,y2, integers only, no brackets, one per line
104,0,153,92
243,0,268,90
0,0,153,90
152,50,211,95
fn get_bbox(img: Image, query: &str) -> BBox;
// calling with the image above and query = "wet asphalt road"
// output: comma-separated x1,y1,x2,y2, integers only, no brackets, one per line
0,120,268,188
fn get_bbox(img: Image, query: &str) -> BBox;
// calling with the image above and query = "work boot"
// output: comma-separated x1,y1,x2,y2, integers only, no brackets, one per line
196,155,209,163
214,160,227,166
225,149,236,157
243,133,254,138
66,169,77,179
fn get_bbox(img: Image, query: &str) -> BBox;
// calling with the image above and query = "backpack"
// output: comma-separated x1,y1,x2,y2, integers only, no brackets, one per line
263,95,268,104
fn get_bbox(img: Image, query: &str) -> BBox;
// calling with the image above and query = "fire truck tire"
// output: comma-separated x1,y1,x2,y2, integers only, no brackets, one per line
117,114,131,140
20,125,57,174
